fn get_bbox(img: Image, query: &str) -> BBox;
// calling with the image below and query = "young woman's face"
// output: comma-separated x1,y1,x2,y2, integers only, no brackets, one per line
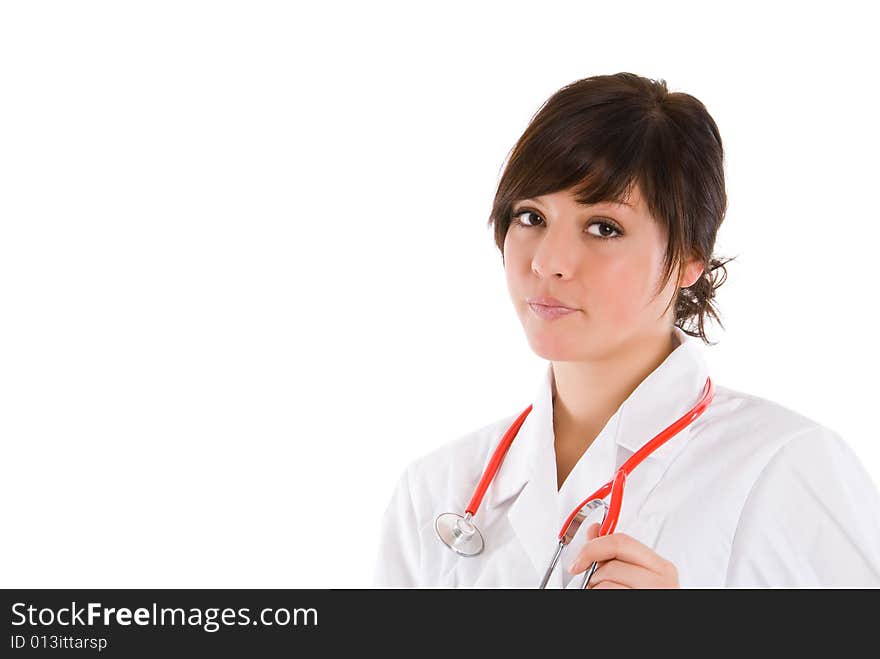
503,184,687,362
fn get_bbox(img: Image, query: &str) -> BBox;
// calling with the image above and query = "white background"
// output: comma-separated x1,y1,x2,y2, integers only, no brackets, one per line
1,1,877,588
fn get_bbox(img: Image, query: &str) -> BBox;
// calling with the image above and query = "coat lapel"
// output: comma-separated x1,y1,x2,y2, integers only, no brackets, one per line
483,326,712,587
487,363,563,586
610,326,712,532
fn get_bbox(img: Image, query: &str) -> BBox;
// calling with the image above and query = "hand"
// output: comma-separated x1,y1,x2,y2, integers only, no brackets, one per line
567,522,680,589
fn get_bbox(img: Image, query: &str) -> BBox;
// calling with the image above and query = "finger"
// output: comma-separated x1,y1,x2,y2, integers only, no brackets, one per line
567,523,601,574
584,522,600,541
588,559,667,589
570,533,670,574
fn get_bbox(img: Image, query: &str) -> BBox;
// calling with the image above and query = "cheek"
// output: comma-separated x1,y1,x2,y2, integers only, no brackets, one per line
503,234,527,286
590,252,659,316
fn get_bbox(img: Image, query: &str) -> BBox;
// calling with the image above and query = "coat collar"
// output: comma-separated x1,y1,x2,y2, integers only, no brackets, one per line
484,326,712,584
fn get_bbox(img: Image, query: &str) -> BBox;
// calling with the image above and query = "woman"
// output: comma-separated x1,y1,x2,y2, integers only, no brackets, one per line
373,72,880,588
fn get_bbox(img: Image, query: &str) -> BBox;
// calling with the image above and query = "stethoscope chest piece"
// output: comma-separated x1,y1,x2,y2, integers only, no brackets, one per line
435,512,485,557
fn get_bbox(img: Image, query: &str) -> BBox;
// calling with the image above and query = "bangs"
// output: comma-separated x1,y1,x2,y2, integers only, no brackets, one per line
493,102,681,233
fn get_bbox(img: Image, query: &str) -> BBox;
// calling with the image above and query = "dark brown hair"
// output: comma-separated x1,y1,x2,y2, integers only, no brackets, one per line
488,72,736,345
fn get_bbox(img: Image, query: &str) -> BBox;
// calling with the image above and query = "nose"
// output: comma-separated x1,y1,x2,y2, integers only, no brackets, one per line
530,225,577,279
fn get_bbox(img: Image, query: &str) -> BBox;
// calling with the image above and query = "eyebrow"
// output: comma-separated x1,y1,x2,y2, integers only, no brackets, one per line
521,197,634,210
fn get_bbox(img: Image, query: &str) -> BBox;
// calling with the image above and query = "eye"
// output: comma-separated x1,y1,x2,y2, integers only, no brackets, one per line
586,221,623,239
510,207,624,240
510,209,543,227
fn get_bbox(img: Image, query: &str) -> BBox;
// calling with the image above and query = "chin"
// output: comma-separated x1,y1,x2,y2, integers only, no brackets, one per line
524,319,627,362
525,332,590,362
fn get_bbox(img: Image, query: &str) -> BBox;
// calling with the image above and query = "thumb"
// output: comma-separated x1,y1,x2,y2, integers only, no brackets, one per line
585,521,600,541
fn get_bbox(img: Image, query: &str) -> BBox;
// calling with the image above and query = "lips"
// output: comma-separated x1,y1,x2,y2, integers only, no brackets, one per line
526,295,577,310
528,303,577,320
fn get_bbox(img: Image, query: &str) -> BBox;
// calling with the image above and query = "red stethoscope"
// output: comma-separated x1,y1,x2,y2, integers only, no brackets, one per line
435,376,715,588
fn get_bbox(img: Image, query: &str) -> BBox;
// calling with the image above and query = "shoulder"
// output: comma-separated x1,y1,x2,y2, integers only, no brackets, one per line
717,390,880,585
405,412,519,484
700,387,880,585
713,384,880,533
699,383,855,468
710,383,822,438
394,411,521,515
686,383,879,506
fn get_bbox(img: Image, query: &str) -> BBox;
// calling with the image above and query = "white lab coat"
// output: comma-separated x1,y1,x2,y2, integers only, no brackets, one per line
373,326,880,588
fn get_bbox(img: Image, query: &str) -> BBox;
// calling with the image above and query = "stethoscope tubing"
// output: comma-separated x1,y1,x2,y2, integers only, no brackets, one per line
437,375,715,588
558,375,714,540
464,403,533,517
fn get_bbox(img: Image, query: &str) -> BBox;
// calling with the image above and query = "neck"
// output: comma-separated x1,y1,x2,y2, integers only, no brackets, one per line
551,327,678,453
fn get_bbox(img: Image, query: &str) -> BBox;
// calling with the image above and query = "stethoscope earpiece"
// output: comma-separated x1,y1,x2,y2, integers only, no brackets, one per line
435,512,485,557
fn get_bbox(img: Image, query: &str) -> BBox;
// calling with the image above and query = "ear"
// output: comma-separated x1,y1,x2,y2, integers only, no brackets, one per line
678,255,704,289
